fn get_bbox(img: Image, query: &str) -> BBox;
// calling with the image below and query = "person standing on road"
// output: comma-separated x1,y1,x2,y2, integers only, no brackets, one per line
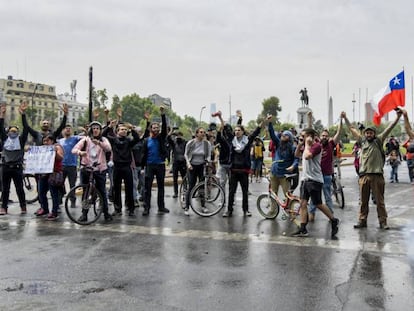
168,129,187,199
0,102,29,215
34,134,64,220
342,110,402,229
307,112,343,221
222,118,265,217
401,109,414,184
292,128,339,237
183,127,211,216
141,106,170,216
72,121,113,222
58,124,82,208
103,119,141,217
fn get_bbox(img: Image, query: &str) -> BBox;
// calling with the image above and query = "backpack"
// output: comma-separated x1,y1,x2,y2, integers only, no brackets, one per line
407,143,414,153
173,140,186,162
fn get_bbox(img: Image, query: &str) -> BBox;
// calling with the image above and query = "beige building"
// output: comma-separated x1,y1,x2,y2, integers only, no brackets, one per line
0,76,60,127
148,93,172,109
57,93,88,128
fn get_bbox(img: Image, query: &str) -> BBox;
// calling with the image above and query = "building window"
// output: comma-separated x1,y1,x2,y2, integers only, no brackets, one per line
16,83,24,88
29,84,35,90
38,85,44,91
48,87,54,93
7,81,13,87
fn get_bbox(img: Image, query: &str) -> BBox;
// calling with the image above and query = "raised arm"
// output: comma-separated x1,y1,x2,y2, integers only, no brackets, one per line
52,103,68,139
379,109,403,141
0,105,7,141
332,114,343,144
341,111,361,140
402,109,414,139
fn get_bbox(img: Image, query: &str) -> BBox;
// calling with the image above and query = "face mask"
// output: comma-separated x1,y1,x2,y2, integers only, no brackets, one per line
8,132,18,139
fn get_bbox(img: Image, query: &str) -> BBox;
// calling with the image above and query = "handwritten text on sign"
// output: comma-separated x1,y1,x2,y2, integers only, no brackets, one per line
24,146,56,174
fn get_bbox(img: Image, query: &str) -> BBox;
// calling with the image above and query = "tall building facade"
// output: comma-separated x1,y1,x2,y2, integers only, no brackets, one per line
148,94,172,109
57,93,88,128
0,76,58,126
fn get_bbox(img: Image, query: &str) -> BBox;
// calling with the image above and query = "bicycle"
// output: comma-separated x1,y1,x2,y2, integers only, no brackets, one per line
23,174,39,204
256,172,301,226
65,163,103,225
188,162,225,217
331,158,345,209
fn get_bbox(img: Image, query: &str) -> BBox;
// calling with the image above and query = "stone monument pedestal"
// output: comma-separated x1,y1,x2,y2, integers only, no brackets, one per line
296,106,312,131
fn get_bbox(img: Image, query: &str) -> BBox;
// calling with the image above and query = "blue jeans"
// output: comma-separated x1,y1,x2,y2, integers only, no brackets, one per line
309,175,334,214
407,159,414,182
38,175,60,215
132,166,144,201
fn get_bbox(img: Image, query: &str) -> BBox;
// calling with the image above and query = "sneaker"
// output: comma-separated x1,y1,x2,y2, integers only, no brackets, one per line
353,221,367,229
128,210,136,217
331,218,339,237
222,211,233,218
20,207,27,215
46,213,59,221
78,215,88,222
142,208,149,216
292,228,309,237
0,208,7,215
379,222,390,230
111,210,122,216
244,210,252,217
184,209,190,216
158,207,170,214
35,208,48,217
172,193,178,198
104,214,113,221
70,201,76,209
57,207,62,214
202,207,209,214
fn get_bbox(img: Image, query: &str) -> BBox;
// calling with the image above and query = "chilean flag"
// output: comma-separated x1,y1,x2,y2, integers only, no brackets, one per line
372,71,405,125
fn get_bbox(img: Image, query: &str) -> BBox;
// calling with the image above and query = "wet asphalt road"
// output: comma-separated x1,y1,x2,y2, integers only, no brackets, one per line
0,161,413,311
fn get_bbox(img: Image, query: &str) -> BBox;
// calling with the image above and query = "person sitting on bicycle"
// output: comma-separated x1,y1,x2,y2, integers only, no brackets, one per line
0,102,29,216
184,127,212,216
307,111,343,221
267,115,299,200
72,121,113,222
222,117,265,217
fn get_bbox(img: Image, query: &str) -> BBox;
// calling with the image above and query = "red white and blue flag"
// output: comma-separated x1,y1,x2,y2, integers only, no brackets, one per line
372,70,405,125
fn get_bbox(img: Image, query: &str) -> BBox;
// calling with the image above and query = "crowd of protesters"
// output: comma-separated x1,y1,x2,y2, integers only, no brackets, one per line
0,100,413,238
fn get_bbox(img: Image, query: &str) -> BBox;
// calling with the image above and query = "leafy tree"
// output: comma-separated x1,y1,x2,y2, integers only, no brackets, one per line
257,96,282,123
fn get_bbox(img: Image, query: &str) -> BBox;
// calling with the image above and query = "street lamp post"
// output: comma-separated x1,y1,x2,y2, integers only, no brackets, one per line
352,93,356,123
199,106,206,124
31,84,39,126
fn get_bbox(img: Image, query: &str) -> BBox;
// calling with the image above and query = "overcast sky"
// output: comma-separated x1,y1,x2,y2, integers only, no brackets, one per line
1,0,414,125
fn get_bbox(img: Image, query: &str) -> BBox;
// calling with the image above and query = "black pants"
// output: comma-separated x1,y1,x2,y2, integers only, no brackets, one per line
59,165,78,204
80,169,109,215
172,161,187,195
185,164,204,209
144,163,165,210
2,165,26,209
113,165,134,212
227,170,249,212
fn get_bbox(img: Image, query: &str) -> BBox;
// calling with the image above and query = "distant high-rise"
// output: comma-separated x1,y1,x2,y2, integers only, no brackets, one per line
328,96,333,127
210,103,217,123
365,102,375,124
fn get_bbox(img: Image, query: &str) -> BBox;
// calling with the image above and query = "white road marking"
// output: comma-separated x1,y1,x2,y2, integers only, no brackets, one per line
0,218,408,255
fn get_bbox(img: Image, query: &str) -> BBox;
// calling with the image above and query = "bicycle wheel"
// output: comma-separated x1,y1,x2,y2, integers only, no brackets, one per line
332,179,345,208
189,181,225,217
179,176,188,209
24,174,38,204
65,184,103,225
256,193,279,219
